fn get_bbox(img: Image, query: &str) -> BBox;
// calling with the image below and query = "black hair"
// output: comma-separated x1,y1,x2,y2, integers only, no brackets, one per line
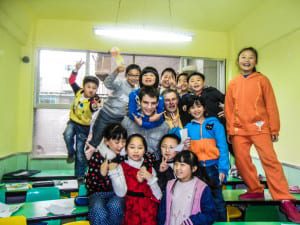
161,67,177,79
102,123,127,141
174,150,199,176
139,66,160,88
176,72,188,83
158,134,181,150
125,64,141,76
187,72,205,83
237,47,258,72
186,95,206,112
138,87,159,103
83,76,99,87
125,133,148,152
161,88,180,100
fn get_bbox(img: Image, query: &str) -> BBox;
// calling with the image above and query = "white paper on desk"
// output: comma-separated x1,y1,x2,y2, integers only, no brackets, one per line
0,202,23,218
179,128,188,143
46,203,75,215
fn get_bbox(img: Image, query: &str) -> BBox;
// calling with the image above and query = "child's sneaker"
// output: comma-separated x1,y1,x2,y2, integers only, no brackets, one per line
280,200,300,223
239,192,265,200
66,154,75,163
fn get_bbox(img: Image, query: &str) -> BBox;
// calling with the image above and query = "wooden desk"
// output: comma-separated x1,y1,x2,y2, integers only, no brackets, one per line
223,189,300,205
12,198,88,222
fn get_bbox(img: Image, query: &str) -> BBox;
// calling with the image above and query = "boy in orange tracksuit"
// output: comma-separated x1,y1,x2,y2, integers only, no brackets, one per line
225,47,300,223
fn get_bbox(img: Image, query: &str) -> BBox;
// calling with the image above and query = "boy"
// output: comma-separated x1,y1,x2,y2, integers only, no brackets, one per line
63,60,99,178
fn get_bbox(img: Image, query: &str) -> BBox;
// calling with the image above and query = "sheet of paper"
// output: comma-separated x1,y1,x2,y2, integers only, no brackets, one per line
179,128,188,143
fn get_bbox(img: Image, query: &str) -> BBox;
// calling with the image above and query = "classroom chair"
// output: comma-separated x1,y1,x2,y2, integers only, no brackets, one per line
78,184,87,196
226,205,242,221
26,187,60,202
0,189,5,203
0,215,26,225
26,187,60,225
63,221,90,225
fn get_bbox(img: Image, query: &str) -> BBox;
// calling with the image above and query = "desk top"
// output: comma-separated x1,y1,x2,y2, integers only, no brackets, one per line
223,189,300,205
12,198,88,222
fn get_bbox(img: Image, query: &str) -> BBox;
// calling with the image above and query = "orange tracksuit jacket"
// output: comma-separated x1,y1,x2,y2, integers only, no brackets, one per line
225,72,280,136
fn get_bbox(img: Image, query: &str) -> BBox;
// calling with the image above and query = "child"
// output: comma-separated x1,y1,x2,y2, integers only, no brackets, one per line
158,150,217,225
63,60,99,177
225,47,300,223
128,66,165,129
85,123,127,225
173,95,229,221
87,64,141,153
110,134,162,225
176,72,189,97
160,67,177,93
154,134,182,191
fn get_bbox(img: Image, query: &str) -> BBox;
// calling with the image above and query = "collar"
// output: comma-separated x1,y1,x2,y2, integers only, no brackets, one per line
97,140,116,160
126,157,144,169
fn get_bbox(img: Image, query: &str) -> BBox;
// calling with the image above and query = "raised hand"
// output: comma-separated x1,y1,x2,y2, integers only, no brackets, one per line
85,142,96,160
132,114,143,127
159,157,169,173
75,59,85,71
149,111,165,122
183,137,191,150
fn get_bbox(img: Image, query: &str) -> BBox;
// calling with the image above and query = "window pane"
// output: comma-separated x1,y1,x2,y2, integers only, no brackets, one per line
38,50,87,105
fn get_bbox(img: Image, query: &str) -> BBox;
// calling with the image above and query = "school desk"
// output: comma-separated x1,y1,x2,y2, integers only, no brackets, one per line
12,198,88,222
225,176,268,189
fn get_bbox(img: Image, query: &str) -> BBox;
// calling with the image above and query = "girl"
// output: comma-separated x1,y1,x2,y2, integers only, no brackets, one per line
158,150,217,225
154,134,182,191
225,47,300,223
128,66,165,129
84,123,127,225
110,134,162,225
176,72,189,97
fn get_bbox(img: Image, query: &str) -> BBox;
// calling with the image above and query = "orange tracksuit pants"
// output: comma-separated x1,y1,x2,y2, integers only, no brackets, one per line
231,134,294,200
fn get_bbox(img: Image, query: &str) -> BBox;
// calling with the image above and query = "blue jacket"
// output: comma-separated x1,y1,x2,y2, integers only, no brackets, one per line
171,117,229,175
128,88,165,129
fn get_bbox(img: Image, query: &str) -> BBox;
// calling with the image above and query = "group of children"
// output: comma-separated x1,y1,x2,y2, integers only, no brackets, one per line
63,47,300,224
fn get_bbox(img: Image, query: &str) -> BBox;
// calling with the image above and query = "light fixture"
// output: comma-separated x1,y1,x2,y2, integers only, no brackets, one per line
94,27,193,43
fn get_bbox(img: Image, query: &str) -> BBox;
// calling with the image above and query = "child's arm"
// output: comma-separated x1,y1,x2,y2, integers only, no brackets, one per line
184,186,217,225
128,89,141,121
103,65,125,90
262,76,280,136
157,192,167,225
109,164,127,197
214,121,230,179
69,60,84,94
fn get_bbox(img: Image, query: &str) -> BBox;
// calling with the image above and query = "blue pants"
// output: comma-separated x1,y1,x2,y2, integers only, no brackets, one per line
89,192,124,225
63,120,89,177
198,165,227,221
89,110,124,148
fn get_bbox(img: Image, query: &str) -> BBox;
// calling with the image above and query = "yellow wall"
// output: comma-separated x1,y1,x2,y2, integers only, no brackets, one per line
229,0,300,165
0,0,35,157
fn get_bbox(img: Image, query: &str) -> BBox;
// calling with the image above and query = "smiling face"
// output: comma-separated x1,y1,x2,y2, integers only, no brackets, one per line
174,161,195,182
188,75,205,94
161,71,175,89
177,75,188,93
189,102,205,121
238,50,257,75
104,138,126,155
160,137,178,161
126,68,140,87
141,72,156,87
140,94,158,116
126,136,145,161
164,91,179,113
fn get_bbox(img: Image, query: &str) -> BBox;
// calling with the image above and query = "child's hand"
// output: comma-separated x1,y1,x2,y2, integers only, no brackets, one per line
217,110,224,118
108,162,118,171
219,172,226,184
114,65,126,74
169,76,176,89
149,111,165,122
136,170,145,183
139,166,153,181
132,114,143,127
85,142,96,160
75,59,84,71
159,157,169,173
100,159,109,176
271,134,279,142
87,133,93,142
183,137,191,150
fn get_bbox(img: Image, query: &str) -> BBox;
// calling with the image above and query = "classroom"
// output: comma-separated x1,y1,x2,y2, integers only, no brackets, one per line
0,0,300,224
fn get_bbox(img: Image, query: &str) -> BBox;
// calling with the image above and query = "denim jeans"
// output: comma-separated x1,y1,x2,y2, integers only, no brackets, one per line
89,110,124,148
63,120,89,177
198,165,227,221
89,192,124,225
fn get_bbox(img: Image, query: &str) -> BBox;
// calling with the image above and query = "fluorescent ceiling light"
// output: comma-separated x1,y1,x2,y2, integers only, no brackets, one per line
94,27,192,43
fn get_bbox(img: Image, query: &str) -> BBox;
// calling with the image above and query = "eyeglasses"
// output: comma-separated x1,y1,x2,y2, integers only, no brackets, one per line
161,145,175,151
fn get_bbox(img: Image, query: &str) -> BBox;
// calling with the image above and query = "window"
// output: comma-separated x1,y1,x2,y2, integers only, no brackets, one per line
33,49,225,157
